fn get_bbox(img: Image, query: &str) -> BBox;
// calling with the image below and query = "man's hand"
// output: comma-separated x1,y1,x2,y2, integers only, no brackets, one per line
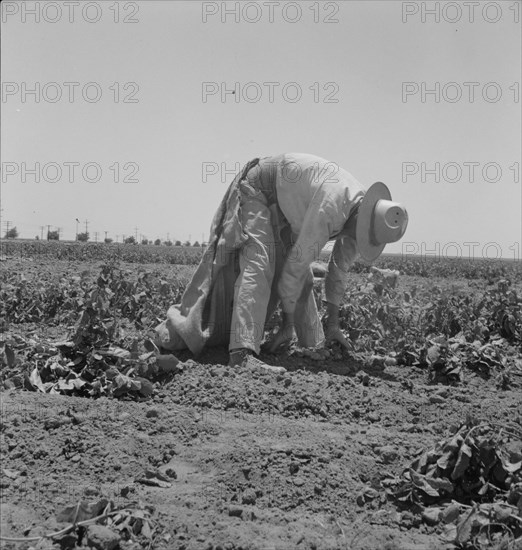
266,312,295,353
325,324,350,349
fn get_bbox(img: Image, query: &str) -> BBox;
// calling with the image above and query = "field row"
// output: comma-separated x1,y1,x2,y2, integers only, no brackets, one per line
1,239,521,281
1,258,521,399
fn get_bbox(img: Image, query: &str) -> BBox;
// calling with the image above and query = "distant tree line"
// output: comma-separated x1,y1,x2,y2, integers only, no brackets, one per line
3,226,206,247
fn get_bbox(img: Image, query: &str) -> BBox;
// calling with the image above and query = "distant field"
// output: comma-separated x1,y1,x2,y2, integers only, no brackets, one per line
1,238,520,281
0,239,204,266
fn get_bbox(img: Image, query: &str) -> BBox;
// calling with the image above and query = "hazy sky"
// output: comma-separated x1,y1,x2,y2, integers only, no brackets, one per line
1,1,521,259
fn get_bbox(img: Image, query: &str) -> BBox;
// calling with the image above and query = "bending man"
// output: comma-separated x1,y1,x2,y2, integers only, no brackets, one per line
155,153,408,368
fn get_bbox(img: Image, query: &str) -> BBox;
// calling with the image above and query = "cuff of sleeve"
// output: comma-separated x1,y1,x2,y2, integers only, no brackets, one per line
324,266,346,306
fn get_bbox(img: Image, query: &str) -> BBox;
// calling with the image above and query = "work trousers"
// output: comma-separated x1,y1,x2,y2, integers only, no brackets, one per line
229,158,324,353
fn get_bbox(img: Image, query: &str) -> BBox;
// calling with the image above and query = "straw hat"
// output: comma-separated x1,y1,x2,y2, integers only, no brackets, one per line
356,182,408,262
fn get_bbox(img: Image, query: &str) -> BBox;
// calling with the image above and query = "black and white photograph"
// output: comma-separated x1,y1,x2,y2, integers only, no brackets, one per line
1,1,521,549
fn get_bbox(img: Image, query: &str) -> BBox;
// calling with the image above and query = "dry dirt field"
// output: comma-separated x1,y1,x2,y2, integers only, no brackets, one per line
1,250,521,550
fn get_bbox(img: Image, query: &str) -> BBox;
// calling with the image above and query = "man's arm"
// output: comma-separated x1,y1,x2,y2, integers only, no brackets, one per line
267,196,336,352
324,234,359,346
278,200,335,314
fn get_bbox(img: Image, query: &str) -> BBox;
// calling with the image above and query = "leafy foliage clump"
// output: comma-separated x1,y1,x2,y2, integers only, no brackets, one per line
391,420,522,548
1,264,186,398
336,276,521,380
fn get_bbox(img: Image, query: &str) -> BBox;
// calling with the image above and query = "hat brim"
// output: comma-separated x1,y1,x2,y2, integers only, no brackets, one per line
356,182,392,262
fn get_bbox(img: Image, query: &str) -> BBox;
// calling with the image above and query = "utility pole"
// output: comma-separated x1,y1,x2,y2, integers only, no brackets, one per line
84,220,89,235
75,218,80,240
47,225,51,240
2,221,12,238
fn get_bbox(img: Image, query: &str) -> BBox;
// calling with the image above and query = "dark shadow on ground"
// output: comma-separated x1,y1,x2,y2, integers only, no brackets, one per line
162,345,400,383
